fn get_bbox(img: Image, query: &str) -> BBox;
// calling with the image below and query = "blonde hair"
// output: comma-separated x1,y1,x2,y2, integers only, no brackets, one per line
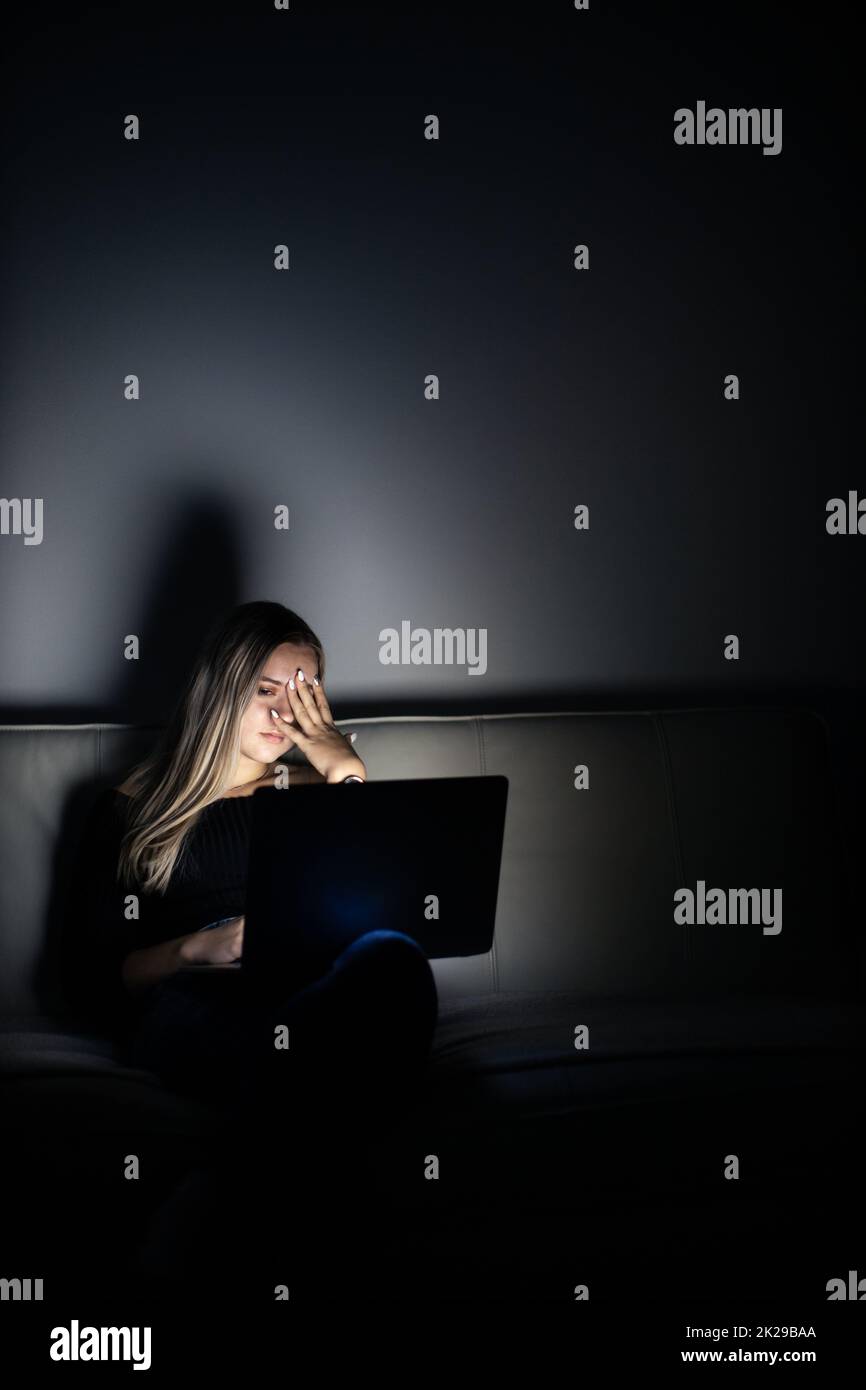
117,601,325,894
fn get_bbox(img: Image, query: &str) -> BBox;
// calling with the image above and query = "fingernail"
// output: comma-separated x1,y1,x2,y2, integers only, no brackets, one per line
297,670,305,682
289,678,295,690
270,708,279,718
313,677,320,686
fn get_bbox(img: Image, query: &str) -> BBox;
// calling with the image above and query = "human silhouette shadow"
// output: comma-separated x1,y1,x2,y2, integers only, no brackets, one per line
33,493,243,1030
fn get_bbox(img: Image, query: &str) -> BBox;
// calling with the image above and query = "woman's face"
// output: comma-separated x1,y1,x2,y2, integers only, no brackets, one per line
238,642,319,765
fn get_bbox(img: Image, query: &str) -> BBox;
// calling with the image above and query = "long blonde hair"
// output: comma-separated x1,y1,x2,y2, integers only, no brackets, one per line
117,600,325,894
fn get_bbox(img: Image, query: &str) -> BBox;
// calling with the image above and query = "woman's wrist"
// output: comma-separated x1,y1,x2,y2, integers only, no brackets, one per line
123,934,189,991
177,932,199,965
326,758,367,784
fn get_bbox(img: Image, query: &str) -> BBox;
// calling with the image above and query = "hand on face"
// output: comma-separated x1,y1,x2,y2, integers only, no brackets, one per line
268,669,365,783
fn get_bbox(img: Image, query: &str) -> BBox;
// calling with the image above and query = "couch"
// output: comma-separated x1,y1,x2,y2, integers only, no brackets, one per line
1,707,864,1306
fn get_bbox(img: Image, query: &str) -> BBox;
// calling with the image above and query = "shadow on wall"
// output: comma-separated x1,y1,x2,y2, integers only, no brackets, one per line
29,493,244,1023
3,493,244,726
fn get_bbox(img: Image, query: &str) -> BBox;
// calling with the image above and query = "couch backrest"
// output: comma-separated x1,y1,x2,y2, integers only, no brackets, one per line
0,708,857,1019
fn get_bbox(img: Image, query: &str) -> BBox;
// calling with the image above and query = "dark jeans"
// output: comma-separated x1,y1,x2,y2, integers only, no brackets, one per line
121,928,439,1145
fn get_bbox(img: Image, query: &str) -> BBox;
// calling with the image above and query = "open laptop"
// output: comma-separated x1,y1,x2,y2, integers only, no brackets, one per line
180,775,508,990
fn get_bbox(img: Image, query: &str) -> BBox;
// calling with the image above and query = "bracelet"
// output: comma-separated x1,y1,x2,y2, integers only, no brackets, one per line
342,775,365,783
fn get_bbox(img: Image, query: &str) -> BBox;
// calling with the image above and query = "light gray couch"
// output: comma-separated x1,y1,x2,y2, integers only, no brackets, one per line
1,708,863,1303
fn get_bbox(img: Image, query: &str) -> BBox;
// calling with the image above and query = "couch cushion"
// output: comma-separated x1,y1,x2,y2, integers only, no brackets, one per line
3,990,863,1130
0,1013,139,1077
365,991,866,1213
0,1015,221,1166
422,990,866,1115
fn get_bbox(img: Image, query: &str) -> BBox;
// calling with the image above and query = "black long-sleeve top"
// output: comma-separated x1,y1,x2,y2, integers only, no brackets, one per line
64,786,254,1039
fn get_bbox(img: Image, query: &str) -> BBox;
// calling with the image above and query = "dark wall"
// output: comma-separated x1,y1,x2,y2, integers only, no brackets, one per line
0,2,861,867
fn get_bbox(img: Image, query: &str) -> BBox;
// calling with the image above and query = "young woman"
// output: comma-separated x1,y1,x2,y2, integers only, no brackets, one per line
66,600,439,1144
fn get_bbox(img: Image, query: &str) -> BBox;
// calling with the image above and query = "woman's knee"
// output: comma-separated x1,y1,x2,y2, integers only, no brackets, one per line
341,928,425,962
319,929,436,1033
335,930,436,997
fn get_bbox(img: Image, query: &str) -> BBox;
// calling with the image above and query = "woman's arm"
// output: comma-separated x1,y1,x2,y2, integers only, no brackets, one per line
120,915,245,993
120,933,190,995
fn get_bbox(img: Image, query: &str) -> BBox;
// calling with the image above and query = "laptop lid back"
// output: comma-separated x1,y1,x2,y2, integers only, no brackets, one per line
244,775,508,984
